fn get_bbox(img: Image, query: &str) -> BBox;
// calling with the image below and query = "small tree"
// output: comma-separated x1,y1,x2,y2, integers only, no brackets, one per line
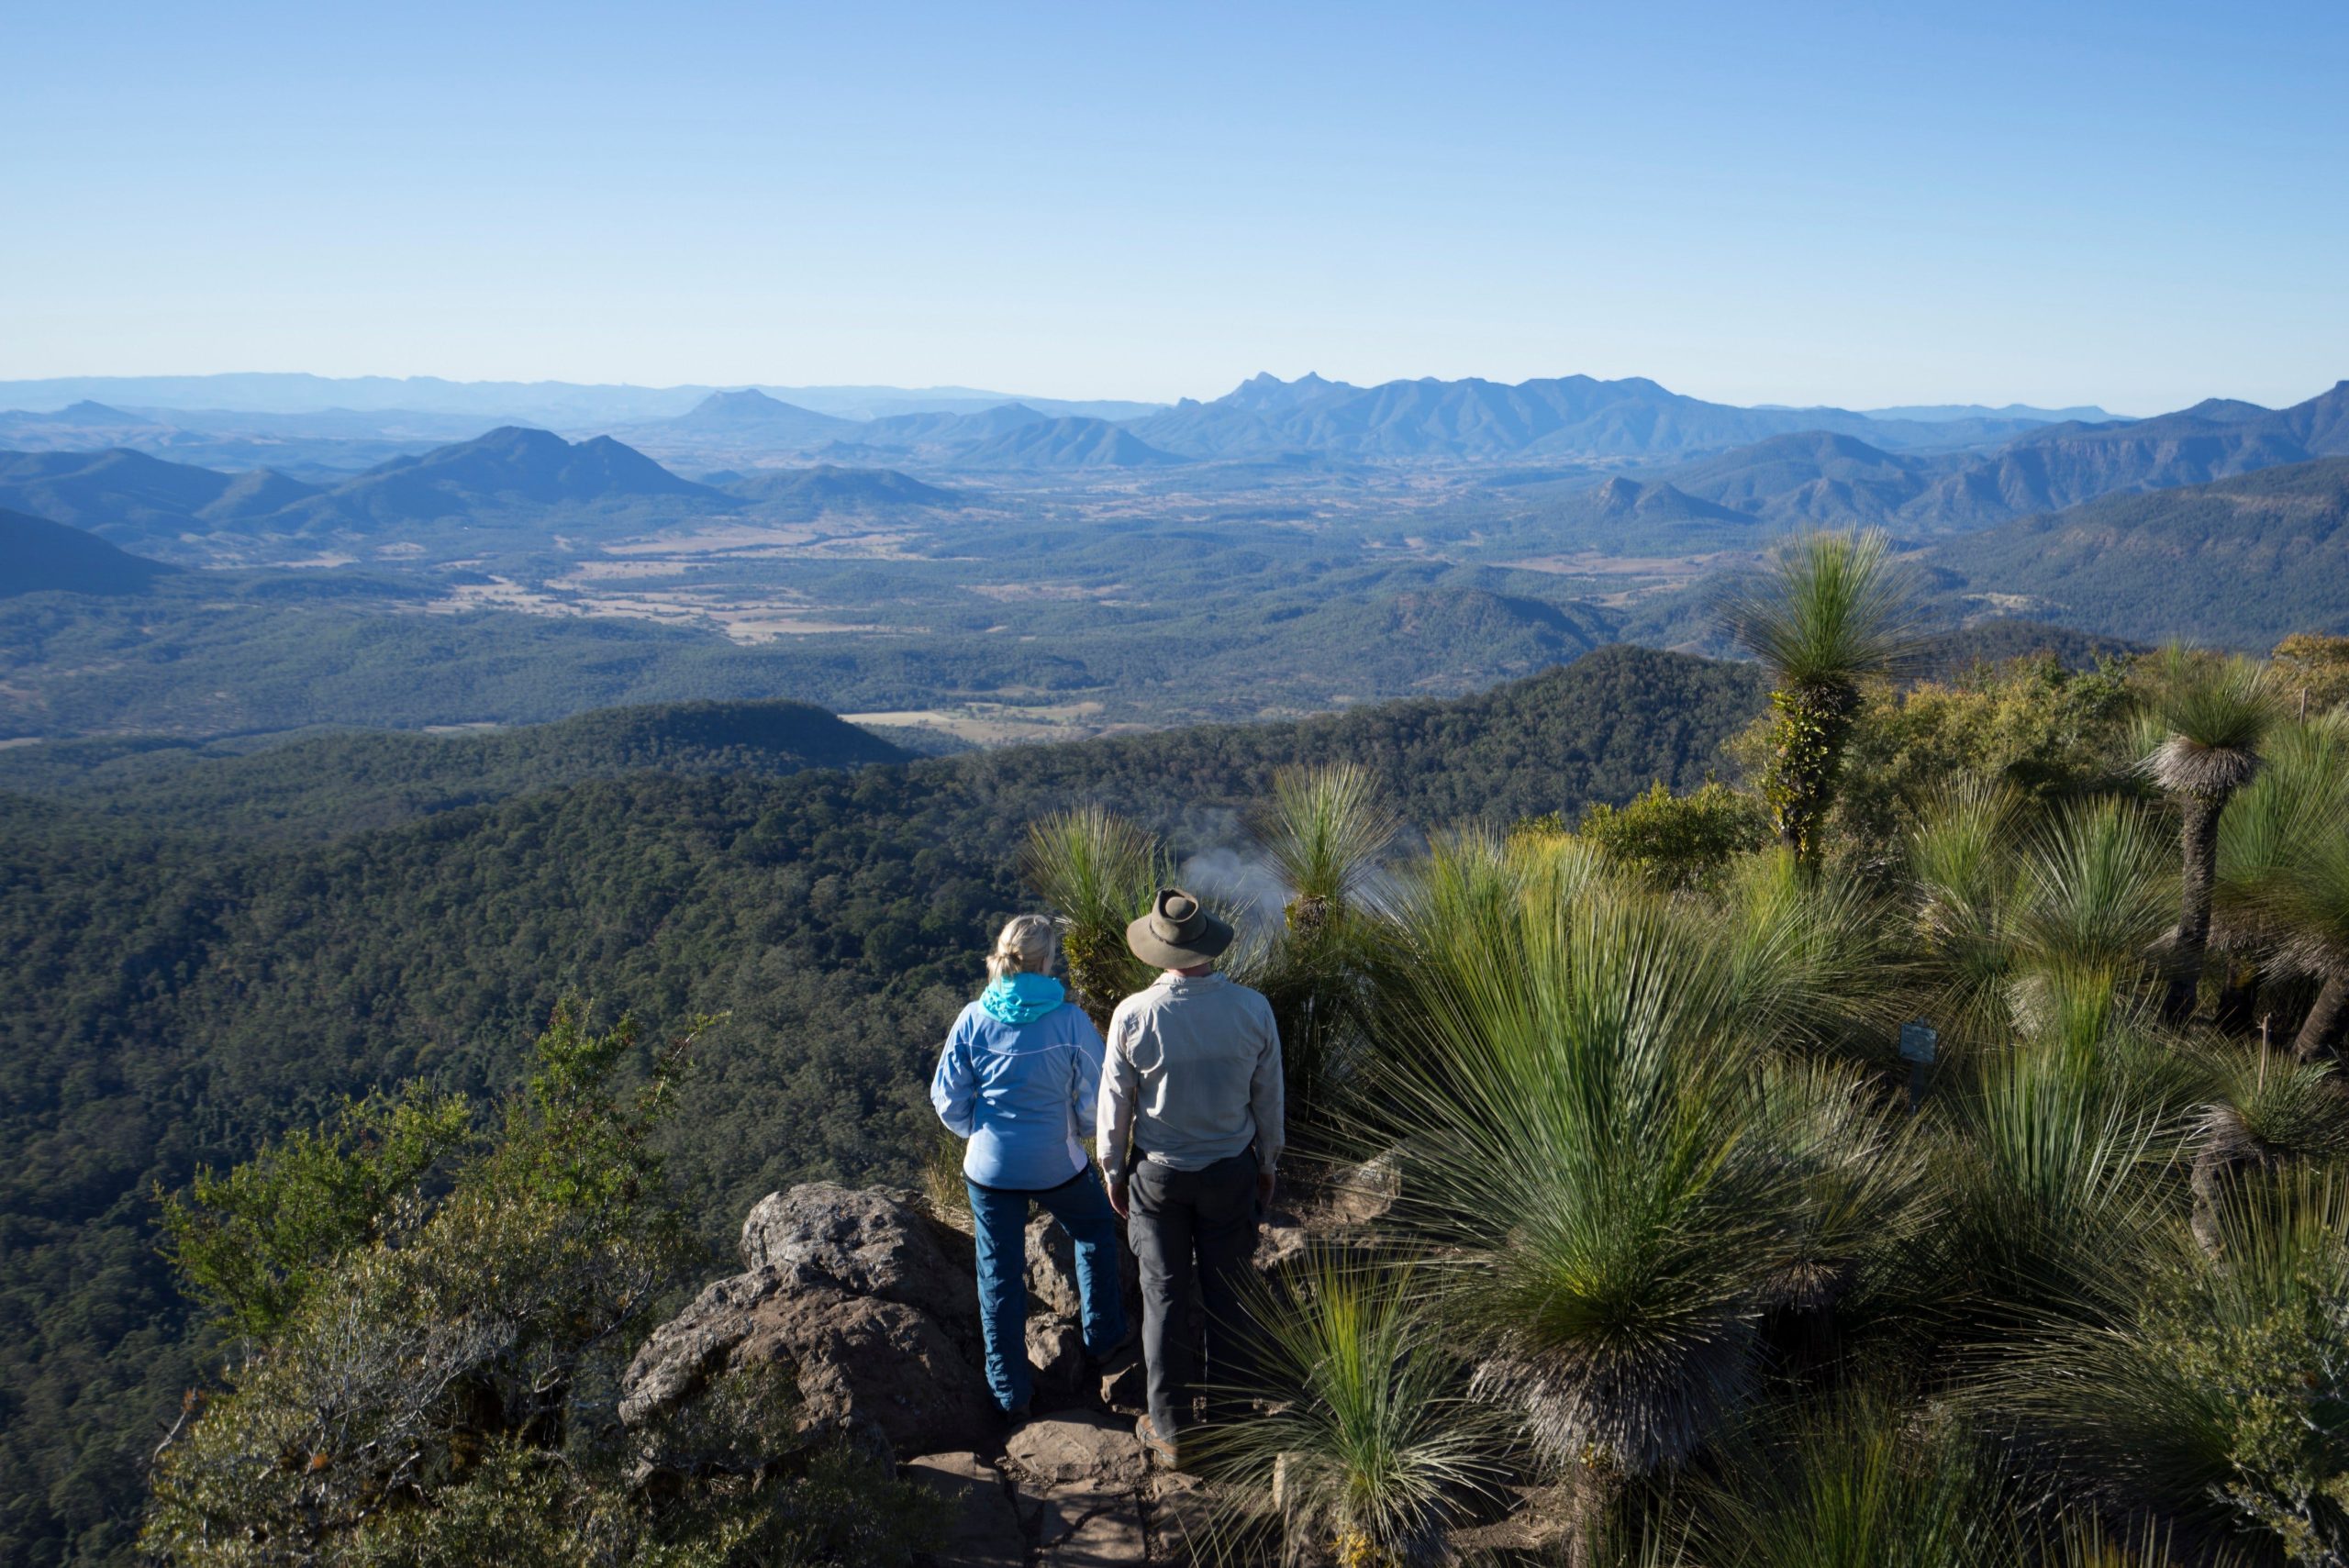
1726,531,1920,863
1576,781,1769,893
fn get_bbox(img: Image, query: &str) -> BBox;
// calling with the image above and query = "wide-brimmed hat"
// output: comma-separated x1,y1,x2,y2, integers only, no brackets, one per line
1125,887,1234,969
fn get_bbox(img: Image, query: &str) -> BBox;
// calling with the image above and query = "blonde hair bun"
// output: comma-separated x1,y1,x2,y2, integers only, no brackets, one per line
986,914,1059,983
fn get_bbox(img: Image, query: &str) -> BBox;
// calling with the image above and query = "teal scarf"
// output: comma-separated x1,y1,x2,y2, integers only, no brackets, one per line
979,973,1066,1024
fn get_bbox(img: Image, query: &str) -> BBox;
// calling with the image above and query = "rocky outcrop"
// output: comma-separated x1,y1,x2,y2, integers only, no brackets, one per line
622,1170,1413,1566
621,1184,996,1454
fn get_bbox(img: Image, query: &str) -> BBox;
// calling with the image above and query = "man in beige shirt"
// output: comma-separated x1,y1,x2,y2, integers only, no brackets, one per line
1097,889,1283,1462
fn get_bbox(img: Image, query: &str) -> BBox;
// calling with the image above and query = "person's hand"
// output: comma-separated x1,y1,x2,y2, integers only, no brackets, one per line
1256,1171,1277,1215
1108,1177,1130,1220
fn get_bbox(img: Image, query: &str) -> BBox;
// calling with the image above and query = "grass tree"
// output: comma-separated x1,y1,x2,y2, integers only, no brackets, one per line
1727,529,1920,862
2220,715,2349,1059
1689,1392,2021,1568
1375,873,1909,1562
1019,804,1168,1030
1257,762,1402,937
1194,1257,1503,1567
1909,784,2177,1048
1241,763,1405,1129
2139,646,2284,1022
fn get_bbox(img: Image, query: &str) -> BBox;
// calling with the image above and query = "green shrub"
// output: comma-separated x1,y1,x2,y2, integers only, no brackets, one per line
1575,781,1768,892
144,1004,941,1567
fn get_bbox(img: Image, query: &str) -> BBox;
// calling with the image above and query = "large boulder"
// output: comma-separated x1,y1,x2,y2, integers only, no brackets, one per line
621,1257,996,1454
622,1184,1000,1460
740,1183,977,1334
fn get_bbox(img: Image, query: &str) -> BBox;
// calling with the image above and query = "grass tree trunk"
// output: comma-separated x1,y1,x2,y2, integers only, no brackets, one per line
2295,974,2349,1062
2164,792,2228,1023
1765,681,1859,862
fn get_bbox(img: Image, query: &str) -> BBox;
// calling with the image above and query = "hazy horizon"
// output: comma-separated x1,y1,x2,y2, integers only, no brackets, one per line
0,366,2170,421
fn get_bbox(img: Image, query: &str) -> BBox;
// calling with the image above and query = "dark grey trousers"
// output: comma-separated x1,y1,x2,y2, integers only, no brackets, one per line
1129,1151,1259,1438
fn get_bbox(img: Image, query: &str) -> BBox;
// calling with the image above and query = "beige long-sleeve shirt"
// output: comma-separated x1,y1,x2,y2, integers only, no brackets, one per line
1097,972,1284,1181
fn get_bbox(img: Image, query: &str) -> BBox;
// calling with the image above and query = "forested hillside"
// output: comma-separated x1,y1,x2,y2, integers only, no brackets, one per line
1927,457,2349,644
0,699,906,839
0,644,1763,1564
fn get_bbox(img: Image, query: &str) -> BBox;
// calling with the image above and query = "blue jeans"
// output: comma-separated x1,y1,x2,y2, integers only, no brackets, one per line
967,1167,1128,1414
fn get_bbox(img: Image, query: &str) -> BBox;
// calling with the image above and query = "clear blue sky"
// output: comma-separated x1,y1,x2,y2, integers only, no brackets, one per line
6,1,2344,412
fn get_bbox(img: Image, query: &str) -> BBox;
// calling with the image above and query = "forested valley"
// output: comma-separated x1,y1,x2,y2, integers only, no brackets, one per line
0,643,1762,1564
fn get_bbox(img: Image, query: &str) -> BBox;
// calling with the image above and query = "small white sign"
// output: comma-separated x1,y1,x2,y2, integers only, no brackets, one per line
1899,1021,1939,1064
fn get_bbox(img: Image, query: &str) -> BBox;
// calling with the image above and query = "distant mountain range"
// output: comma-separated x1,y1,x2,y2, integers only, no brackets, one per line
1118,373,2079,462
0,370,2136,476
1621,383,2349,534
0,506,179,595
1856,402,2124,424
0,427,955,553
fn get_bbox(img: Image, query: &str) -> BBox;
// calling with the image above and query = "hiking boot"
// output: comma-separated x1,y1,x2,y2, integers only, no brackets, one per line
1135,1412,1180,1469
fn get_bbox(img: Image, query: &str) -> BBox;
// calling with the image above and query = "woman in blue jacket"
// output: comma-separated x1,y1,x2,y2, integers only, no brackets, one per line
930,915,1128,1418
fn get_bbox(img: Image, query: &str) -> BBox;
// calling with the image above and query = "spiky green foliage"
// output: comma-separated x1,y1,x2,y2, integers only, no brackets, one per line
2009,799,2179,1026
1709,846,1915,1060
1380,881,1835,1474
1194,1258,1504,1566
2188,1041,2349,1169
1991,1170,2349,1564
2218,716,2349,912
2139,647,2284,799
1727,529,1921,860
1909,789,2176,1049
1235,765,1407,1129
1751,1053,1931,1318
1729,530,1922,693
1406,899,1781,1472
1258,762,1403,925
1019,804,1168,1028
2219,716,2349,1058
1690,1392,2021,1568
1933,1018,2176,1324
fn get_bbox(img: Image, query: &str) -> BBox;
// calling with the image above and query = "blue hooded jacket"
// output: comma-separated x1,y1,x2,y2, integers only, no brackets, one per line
930,974,1107,1190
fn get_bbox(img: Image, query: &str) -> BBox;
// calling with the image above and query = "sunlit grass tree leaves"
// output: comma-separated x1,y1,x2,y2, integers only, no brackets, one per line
1373,863,1910,1488
1019,803,1167,1029
144,1003,939,1568
1194,1257,1504,1568
1909,786,2177,1049
1726,529,1923,862
2219,715,2349,1059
